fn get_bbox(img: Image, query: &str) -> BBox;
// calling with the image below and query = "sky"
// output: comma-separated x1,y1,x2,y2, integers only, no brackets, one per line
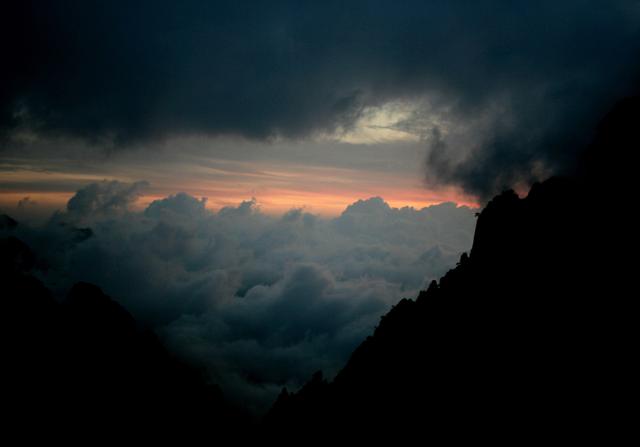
2,0,640,415
3,1,640,217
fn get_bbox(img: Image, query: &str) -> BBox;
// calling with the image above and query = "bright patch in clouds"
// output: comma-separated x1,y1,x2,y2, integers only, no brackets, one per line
337,102,421,144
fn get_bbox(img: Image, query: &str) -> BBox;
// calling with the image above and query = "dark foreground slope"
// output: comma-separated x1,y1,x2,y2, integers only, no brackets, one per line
264,98,639,441
1,236,248,442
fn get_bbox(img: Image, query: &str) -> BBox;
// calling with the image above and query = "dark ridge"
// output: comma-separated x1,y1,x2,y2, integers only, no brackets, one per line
0,214,18,230
0,235,36,272
262,97,639,441
2,237,250,442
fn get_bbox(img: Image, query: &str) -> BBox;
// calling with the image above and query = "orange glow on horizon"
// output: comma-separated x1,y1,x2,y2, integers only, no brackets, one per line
0,186,478,218
0,191,73,209
0,159,480,218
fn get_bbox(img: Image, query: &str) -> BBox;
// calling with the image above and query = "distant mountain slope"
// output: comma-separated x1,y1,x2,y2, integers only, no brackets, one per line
263,98,639,441
2,235,248,442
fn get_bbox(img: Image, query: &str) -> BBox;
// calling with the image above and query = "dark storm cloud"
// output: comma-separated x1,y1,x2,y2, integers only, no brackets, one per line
2,181,476,413
2,1,640,197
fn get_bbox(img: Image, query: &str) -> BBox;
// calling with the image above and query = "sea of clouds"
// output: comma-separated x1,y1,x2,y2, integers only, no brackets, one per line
2,180,476,414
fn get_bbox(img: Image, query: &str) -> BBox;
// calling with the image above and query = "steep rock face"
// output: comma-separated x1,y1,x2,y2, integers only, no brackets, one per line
264,99,639,441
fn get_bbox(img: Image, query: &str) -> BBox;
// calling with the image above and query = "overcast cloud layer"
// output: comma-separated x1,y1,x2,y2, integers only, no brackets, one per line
3,1,640,198
2,181,476,413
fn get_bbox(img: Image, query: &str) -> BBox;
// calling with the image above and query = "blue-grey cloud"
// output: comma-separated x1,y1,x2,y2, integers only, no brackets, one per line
63,180,149,219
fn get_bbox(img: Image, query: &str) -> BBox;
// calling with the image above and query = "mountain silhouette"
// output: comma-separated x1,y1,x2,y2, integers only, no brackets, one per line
2,236,248,442
263,97,638,441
